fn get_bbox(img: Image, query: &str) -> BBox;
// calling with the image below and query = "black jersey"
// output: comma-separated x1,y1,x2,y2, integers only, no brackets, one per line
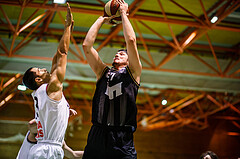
92,66,140,129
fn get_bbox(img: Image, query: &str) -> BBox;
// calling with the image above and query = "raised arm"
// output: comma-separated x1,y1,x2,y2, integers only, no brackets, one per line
118,0,142,83
82,16,111,80
48,3,73,100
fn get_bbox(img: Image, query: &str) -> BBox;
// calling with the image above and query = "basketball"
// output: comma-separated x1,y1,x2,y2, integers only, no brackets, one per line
104,0,122,25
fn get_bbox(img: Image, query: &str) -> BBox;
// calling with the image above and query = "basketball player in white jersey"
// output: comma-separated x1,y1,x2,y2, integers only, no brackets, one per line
16,119,83,159
22,3,74,159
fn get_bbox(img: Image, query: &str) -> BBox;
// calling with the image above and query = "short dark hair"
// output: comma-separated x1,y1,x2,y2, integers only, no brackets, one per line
22,67,39,90
117,49,127,54
200,151,219,159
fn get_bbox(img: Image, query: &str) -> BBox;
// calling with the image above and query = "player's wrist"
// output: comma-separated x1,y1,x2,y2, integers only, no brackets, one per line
120,10,127,16
27,132,37,143
98,16,105,22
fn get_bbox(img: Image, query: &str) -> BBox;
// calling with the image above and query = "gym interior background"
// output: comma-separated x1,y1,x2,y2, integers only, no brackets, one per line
0,0,239,158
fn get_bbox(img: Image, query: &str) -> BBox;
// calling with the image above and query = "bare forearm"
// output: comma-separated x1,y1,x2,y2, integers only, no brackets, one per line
120,11,136,44
50,54,57,73
50,3,73,84
83,17,104,49
118,0,142,80
58,26,71,54
58,2,73,54
63,141,83,159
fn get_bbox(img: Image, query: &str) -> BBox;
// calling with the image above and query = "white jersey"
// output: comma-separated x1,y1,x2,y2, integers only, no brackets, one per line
16,131,35,159
31,83,69,146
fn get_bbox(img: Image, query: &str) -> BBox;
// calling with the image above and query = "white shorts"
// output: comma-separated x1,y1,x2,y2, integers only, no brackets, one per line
28,142,64,159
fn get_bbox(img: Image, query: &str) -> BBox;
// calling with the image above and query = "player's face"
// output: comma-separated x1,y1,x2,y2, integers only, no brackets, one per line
113,51,128,65
31,67,51,83
203,155,211,159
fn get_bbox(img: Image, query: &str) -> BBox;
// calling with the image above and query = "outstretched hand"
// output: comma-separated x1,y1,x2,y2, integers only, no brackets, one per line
69,108,77,117
117,0,128,14
65,2,74,28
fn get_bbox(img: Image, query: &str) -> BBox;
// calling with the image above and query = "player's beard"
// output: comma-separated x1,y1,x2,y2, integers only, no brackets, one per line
112,60,128,68
112,62,118,67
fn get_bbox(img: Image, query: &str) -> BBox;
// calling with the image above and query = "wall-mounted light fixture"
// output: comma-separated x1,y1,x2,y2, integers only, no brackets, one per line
17,85,27,91
182,31,197,48
53,0,66,4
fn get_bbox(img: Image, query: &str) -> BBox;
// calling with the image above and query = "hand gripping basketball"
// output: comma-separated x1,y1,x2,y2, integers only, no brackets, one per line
104,0,122,25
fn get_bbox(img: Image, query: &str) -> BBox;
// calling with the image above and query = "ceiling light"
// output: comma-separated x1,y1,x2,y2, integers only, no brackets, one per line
162,99,167,105
140,116,147,127
169,109,174,113
210,16,218,23
53,0,66,4
184,32,196,45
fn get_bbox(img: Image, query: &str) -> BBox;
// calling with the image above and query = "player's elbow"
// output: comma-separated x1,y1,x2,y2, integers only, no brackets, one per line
126,36,136,45
136,62,142,76
82,42,92,54
82,42,88,50
139,62,142,70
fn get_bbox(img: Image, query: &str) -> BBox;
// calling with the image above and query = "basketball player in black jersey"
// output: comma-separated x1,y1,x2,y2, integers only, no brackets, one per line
82,0,142,158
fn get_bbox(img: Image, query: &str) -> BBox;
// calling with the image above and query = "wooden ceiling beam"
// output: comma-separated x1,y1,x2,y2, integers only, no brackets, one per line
174,94,205,112
138,20,177,49
37,11,56,41
229,69,240,77
1,25,237,53
13,35,37,54
17,11,48,35
152,0,239,70
205,33,222,74
0,1,239,33
12,11,51,54
143,90,155,111
186,49,219,74
228,102,240,115
147,119,182,130
0,92,16,108
21,9,40,29
9,0,26,56
68,47,84,61
157,0,182,52
0,6,15,32
96,25,122,52
0,38,9,55
133,20,155,68
198,0,210,26
70,36,85,61
140,94,195,126
212,0,240,27
206,94,224,108
169,0,206,26
224,58,240,75
0,73,21,92
156,49,180,69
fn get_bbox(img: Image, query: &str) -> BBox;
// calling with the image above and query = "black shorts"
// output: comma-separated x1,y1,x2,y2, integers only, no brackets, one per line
82,124,137,159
